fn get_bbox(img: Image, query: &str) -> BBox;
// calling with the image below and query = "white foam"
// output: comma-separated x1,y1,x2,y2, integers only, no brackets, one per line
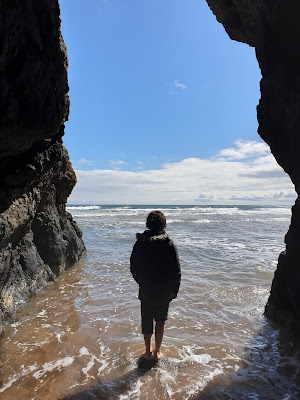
37,309,47,317
67,205,291,220
113,206,133,210
0,374,19,393
33,356,74,380
119,378,143,400
67,205,100,210
183,366,224,398
79,347,90,356
78,346,108,378
70,213,101,218
204,367,223,381
11,322,21,328
97,360,109,375
21,363,38,373
173,346,212,364
223,354,241,361
194,322,203,330
56,333,62,343
82,359,95,379
0,363,38,393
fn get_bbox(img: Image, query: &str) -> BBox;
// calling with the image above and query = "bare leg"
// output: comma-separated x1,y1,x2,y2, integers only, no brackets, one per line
142,334,153,360
153,321,165,360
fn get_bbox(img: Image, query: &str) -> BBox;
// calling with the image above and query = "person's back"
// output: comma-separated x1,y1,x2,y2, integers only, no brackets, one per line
130,211,181,361
131,229,180,305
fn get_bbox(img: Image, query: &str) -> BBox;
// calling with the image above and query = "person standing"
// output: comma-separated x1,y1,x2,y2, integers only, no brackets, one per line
130,210,181,361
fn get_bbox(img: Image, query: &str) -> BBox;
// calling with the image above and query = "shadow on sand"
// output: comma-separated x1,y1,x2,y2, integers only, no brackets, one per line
61,357,157,400
61,322,300,400
192,321,300,400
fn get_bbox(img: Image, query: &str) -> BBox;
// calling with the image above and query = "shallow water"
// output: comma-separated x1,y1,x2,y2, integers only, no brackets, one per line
1,205,300,399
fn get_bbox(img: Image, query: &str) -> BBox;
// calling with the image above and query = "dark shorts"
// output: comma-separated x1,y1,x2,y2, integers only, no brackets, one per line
141,301,169,334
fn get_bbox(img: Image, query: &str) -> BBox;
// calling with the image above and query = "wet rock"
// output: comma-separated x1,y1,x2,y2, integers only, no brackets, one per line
0,0,85,334
206,0,300,327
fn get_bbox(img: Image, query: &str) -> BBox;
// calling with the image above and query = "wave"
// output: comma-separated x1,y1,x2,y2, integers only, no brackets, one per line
67,205,100,211
66,205,291,222
69,213,102,218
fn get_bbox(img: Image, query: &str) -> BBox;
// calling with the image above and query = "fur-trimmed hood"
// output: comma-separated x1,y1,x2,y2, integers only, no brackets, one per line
136,230,171,242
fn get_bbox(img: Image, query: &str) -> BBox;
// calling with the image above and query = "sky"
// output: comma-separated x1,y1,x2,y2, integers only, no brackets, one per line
59,0,295,205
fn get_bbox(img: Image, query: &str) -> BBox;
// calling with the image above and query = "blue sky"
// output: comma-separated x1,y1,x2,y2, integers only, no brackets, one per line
59,0,295,204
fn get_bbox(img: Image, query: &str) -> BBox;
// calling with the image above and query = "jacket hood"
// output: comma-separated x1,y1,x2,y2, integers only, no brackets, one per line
136,230,171,242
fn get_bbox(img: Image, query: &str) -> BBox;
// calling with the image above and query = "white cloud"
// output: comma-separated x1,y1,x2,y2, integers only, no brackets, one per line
109,159,128,165
271,191,296,199
168,80,187,95
217,140,269,160
174,80,187,89
68,140,296,205
78,158,95,165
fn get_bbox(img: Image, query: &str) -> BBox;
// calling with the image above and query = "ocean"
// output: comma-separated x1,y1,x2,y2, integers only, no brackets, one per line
1,205,299,399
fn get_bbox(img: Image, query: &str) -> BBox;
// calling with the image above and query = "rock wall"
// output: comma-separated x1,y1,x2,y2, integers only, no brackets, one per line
0,0,85,333
206,0,300,327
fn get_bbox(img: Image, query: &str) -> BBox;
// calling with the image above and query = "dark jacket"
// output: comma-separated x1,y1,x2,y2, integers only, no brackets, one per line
130,230,181,305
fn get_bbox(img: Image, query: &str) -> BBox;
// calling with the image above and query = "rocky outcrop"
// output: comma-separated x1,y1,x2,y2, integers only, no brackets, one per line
0,0,85,333
206,0,300,327
205,0,260,46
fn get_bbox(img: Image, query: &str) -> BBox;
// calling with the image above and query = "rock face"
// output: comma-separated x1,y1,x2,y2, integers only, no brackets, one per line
206,0,300,327
0,0,85,333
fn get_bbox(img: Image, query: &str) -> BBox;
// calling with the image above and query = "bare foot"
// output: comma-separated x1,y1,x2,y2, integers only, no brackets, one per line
153,351,163,360
141,351,153,361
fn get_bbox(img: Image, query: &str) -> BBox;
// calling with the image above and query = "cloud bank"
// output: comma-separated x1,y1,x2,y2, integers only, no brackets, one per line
69,140,295,205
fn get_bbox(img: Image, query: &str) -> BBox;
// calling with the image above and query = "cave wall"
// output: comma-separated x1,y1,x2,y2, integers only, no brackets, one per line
206,0,300,326
0,0,85,333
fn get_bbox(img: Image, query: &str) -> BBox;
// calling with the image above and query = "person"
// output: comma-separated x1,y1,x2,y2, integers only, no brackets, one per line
130,210,181,361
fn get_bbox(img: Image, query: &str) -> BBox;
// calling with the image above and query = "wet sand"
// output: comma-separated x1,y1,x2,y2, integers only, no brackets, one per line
1,206,299,399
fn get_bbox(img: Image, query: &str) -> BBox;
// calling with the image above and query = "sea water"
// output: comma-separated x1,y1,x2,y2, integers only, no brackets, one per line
1,205,300,399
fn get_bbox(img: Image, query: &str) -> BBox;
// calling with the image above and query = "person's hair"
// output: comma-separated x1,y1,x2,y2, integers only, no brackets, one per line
146,210,166,232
